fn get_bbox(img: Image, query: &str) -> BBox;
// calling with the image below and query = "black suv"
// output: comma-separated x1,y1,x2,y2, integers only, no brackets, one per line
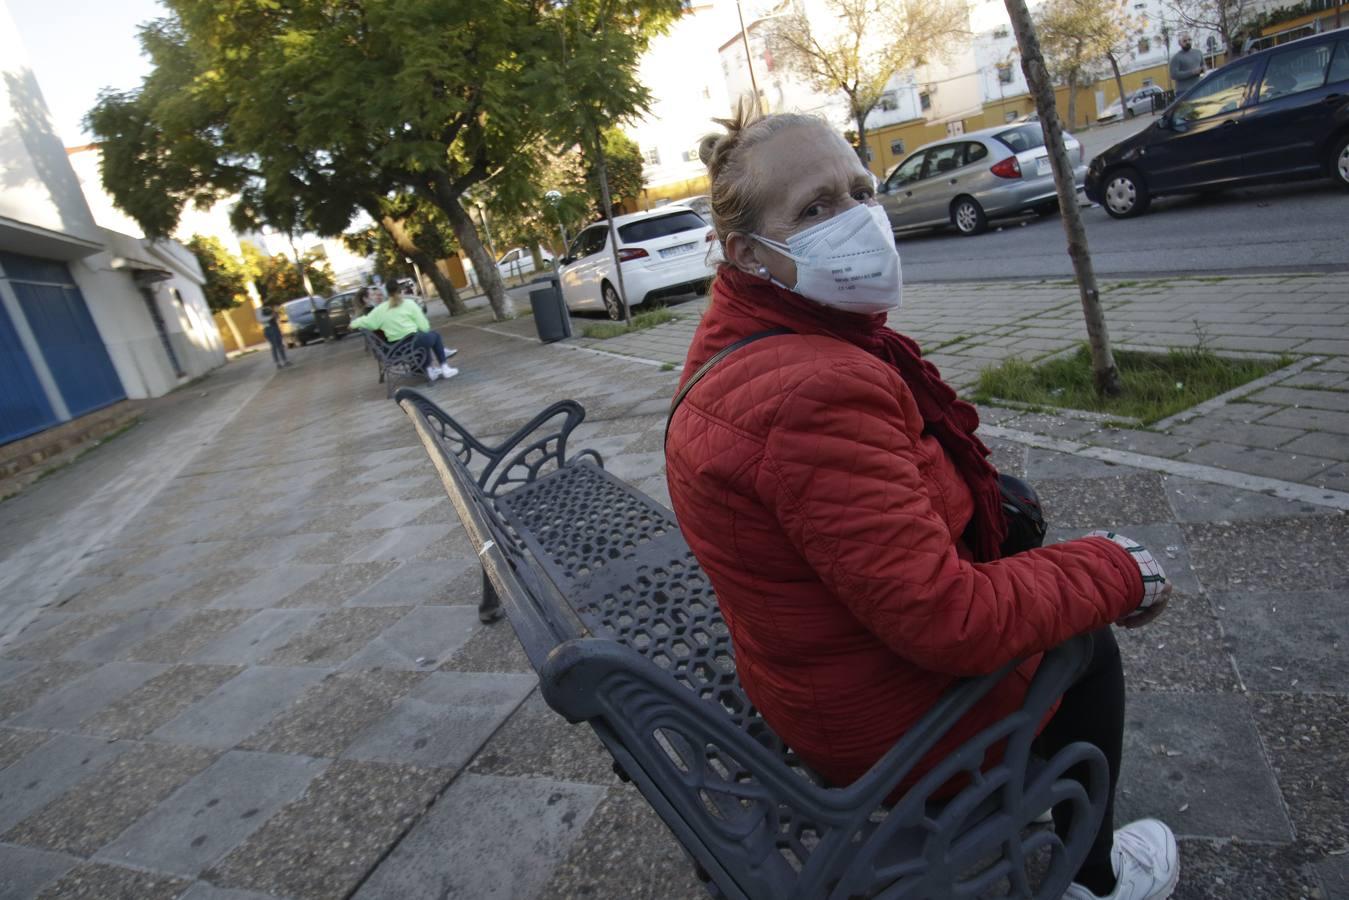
1086,28,1349,218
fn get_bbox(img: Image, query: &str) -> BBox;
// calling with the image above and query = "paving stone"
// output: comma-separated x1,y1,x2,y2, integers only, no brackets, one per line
3,614,136,662
177,882,284,900
1250,385,1349,413
124,610,255,663
262,607,408,666
1114,593,1240,694
1262,406,1349,436
61,609,189,662
208,566,328,610
1183,515,1349,593
94,750,329,878
0,845,80,899
1315,852,1349,900
80,665,243,740
0,658,37,688
1250,692,1349,856
206,760,448,900
1216,590,1347,693
6,662,167,731
350,499,441,531
439,619,533,674
1037,473,1173,529
1183,441,1338,482
538,782,707,900
223,534,329,571
240,670,426,758
276,562,399,609
1117,692,1291,842
0,734,127,833
352,773,605,900
161,572,252,610
31,863,190,900
1161,476,1334,523
342,605,481,671
151,666,330,748
468,689,617,785
1170,419,1304,451
340,525,454,564
343,671,535,769
0,727,51,770
3,742,218,856
0,662,98,721
50,576,154,614
345,558,481,607
1172,839,1322,900
301,530,386,566
1279,430,1349,460
189,610,323,666
1023,448,1146,481
127,541,237,577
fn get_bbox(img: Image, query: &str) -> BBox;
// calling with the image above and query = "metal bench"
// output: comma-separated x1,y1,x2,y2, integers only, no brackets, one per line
362,330,432,398
396,387,1108,900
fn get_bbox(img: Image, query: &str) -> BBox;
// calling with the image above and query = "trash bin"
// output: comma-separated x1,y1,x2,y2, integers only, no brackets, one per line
528,274,572,343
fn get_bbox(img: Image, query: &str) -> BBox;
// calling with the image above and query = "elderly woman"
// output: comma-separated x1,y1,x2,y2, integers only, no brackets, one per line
664,108,1178,900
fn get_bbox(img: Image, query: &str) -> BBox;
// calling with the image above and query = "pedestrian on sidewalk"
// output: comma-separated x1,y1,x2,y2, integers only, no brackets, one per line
350,278,459,382
665,105,1179,900
1170,34,1204,95
260,306,290,369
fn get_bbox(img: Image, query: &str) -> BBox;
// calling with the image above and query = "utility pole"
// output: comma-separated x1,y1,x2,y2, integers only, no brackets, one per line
735,0,763,114
591,120,632,326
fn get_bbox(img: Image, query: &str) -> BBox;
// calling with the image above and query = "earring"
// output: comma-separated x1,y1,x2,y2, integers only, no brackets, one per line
757,266,769,276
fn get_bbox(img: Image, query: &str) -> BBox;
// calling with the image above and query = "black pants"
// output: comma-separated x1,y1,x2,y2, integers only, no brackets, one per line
1034,628,1124,892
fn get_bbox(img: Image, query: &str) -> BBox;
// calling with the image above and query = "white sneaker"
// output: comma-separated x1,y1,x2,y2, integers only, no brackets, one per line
1063,819,1178,900
426,366,442,382
444,348,459,359
439,365,459,380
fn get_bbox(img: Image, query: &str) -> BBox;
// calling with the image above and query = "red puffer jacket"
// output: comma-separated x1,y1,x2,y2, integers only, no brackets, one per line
665,281,1144,789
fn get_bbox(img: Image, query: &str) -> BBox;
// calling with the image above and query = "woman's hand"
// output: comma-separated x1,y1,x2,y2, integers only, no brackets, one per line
1086,530,1171,628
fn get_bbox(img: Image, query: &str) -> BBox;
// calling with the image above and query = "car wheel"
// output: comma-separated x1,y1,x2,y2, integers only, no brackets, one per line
1332,133,1349,190
1102,167,1151,219
601,282,626,321
950,197,988,236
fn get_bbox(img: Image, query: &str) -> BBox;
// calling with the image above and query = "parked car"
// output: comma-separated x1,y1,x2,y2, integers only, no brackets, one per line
877,123,1087,236
557,208,714,319
1097,84,1168,122
495,246,555,281
321,291,360,336
276,296,326,347
681,194,713,221
1086,28,1349,219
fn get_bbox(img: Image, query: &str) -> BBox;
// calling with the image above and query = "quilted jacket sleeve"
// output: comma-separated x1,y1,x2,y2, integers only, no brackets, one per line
759,362,1144,677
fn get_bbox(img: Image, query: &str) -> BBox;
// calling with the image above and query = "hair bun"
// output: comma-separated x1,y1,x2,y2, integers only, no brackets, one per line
697,133,721,168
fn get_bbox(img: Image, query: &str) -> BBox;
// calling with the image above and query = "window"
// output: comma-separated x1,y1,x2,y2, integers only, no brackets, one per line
1331,40,1349,84
570,227,607,259
997,63,1014,84
964,142,989,165
1004,109,1019,122
617,211,706,243
889,138,905,155
921,143,965,178
1257,42,1333,103
993,123,1046,152
642,147,661,166
1142,77,1154,87
887,152,926,187
1173,59,1255,121
878,91,899,111
1138,36,1151,53
993,25,1009,38
919,91,932,111
946,120,965,137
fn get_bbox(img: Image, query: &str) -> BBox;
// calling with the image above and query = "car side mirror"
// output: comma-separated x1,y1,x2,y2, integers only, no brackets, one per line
560,256,574,266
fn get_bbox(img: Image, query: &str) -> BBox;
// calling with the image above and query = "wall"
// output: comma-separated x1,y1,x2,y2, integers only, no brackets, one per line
215,305,265,352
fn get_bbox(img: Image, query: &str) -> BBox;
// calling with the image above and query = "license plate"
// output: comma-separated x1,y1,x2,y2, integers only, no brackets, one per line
1035,157,1052,176
659,242,697,258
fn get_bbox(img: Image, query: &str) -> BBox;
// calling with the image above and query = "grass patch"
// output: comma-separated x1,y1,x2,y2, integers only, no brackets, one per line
582,307,676,340
660,362,676,372
973,344,1289,425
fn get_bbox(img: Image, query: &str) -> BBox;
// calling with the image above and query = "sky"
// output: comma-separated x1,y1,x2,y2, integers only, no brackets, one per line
9,0,166,145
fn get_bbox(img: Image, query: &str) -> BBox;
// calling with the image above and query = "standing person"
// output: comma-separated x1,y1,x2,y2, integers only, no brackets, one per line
664,106,1179,900
1170,34,1205,95
261,307,290,369
349,278,459,381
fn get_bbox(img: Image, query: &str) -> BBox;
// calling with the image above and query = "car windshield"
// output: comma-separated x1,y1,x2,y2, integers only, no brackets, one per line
618,211,706,244
992,125,1046,153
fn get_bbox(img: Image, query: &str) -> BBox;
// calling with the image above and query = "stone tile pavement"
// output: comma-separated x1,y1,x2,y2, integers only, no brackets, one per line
0,274,1345,899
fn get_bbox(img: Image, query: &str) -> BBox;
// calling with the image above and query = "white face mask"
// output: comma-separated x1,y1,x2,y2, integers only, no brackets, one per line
752,203,903,314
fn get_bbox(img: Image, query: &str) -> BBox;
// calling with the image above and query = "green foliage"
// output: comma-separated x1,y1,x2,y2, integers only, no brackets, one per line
582,306,676,339
241,243,335,305
343,226,415,283
185,234,250,312
973,345,1286,424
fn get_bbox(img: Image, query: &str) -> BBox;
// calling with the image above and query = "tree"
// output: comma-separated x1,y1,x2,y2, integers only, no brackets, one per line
766,0,968,164
1003,0,1123,395
185,235,249,312
241,243,334,306
1037,0,1099,129
1165,0,1253,58
587,129,646,214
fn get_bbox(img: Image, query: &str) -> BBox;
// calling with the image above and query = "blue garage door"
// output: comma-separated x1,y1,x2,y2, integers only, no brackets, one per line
1,253,125,420
0,298,58,445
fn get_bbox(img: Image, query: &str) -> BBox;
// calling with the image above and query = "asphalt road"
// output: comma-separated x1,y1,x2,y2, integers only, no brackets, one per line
895,115,1349,283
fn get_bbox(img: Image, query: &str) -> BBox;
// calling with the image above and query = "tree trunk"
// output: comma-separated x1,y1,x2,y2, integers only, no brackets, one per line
854,107,871,168
437,189,513,320
1004,0,1122,396
374,213,465,316
1108,52,1130,118
528,244,544,273
592,121,632,326
1066,70,1079,131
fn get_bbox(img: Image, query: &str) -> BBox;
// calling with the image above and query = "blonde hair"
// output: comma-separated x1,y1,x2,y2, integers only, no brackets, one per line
698,101,831,247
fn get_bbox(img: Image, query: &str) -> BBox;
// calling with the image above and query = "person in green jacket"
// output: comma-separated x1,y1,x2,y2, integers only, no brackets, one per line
350,279,459,381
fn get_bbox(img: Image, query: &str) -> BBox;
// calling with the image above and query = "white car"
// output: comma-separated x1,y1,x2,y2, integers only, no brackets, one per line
495,246,554,280
558,208,715,319
1097,85,1167,122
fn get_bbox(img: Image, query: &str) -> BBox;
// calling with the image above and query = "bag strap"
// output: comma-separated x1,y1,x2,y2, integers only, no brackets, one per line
665,328,792,446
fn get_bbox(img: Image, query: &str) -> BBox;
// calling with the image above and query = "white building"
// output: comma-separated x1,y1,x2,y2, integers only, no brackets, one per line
1,0,224,448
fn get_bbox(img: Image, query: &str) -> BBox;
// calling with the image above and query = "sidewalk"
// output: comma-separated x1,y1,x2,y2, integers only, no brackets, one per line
0,272,1345,899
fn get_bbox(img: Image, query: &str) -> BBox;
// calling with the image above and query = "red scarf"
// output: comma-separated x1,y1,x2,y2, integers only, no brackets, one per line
683,267,1007,562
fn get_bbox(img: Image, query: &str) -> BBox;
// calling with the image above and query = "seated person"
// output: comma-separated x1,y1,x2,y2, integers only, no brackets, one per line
350,279,458,381
664,106,1178,900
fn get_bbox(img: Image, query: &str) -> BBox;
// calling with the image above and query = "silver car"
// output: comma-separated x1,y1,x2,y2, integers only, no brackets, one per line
877,124,1086,236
